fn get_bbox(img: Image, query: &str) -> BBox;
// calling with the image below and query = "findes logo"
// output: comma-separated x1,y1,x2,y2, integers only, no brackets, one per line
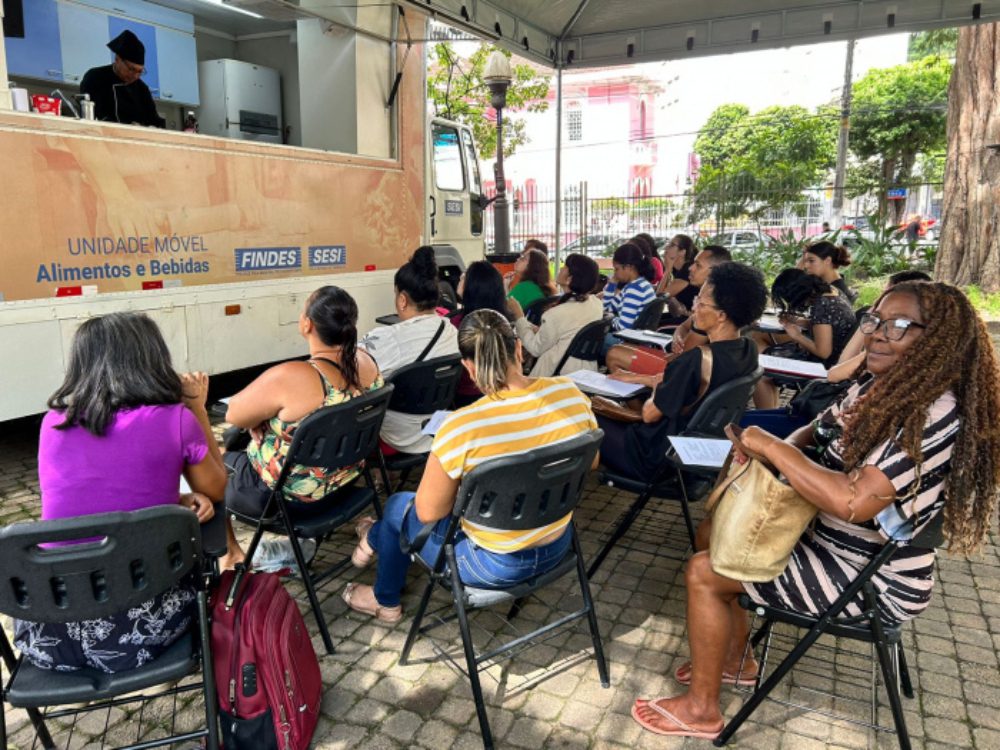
234,247,301,273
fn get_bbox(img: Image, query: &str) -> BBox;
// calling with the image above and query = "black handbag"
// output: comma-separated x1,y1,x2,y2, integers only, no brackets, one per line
787,379,851,420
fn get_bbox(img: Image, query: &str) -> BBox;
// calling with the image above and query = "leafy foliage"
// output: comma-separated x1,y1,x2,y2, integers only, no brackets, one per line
847,56,951,220
690,104,837,225
907,29,959,61
427,42,551,160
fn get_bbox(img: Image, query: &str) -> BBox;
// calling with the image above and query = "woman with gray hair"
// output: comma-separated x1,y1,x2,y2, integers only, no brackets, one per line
342,309,599,622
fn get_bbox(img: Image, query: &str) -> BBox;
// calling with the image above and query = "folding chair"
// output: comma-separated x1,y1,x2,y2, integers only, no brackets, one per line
0,506,220,750
398,431,608,750
715,513,945,750
228,385,393,654
631,296,666,332
551,318,613,376
376,355,464,494
588,367,762,577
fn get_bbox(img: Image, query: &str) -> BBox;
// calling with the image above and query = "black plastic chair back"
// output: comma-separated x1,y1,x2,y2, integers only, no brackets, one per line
0,506,200,625
275,385,394,488
632,297,666,331
525,296,559,325
454,431,603,532
552,318,613,376
684,367,763,438
386,355,463,416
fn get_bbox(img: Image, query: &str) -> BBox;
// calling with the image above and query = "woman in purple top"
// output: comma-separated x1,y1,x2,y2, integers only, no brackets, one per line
15,312,227,673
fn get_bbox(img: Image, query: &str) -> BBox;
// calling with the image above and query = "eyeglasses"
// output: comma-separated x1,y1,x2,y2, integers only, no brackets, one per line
118,59,145,76
858,313,926,341
692,295,718,310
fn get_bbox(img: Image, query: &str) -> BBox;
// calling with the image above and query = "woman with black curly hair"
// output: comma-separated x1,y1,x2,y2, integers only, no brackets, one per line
632,281,1000,740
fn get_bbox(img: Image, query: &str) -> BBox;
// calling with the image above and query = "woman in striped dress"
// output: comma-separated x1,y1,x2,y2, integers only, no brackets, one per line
632,281,1000,739
341,309,598,622
601,242,656,355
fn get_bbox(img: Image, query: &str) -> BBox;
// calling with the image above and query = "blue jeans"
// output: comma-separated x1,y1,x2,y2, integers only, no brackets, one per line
368,492,573,608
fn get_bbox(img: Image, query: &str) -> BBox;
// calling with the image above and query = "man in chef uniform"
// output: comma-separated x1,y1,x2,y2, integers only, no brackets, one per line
81,29,165,128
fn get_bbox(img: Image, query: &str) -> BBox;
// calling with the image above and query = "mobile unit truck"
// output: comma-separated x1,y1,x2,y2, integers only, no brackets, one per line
0,4,485,421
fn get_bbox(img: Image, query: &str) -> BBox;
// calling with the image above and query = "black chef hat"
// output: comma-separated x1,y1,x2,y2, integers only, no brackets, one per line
107,30,145,66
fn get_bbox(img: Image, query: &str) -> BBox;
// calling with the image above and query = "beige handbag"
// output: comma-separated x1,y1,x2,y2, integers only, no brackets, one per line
704,455,818,582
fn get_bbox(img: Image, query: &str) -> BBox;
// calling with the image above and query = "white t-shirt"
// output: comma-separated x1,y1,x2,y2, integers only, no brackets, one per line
359,313,459,453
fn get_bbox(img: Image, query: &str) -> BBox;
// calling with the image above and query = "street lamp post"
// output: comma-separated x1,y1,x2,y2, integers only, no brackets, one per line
484,51,513,256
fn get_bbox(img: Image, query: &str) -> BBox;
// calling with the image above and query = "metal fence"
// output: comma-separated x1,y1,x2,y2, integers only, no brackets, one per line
483,180,944,256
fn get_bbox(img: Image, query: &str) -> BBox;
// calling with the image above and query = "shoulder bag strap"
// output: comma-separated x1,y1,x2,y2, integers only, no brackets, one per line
416,320,447,363
680,344,714,417
704,454,750,513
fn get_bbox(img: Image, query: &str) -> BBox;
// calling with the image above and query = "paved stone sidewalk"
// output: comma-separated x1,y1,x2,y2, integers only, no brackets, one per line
1,418,999,750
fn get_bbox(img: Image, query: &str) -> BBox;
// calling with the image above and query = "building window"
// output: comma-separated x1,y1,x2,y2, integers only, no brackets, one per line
567,108,582,142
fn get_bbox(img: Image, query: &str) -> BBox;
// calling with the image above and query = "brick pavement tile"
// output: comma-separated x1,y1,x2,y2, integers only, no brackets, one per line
964,680,1000,708
313,721,368,749
544,727,593,749
505,716,555,747
343,696,393,726
559,698,603,732
970,703,1000,731
521,691,566,720
923,716,972,746
415,717,460,747
381,708,424,742
921,693,968,720
781,732,832,750
974,727,1000,750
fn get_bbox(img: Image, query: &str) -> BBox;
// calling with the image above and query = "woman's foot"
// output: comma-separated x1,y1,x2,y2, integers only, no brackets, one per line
218,550,245,571
341,583,402,623
673,658,759,687
351,516,377,568
632,695,724,739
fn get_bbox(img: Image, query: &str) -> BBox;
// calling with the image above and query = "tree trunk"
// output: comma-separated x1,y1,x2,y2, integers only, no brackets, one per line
936,23,1000,290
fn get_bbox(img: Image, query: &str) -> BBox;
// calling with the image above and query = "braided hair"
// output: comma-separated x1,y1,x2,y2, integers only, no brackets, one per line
840,281,1000,554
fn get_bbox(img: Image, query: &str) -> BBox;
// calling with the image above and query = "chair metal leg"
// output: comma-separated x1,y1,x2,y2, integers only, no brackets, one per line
897,643,914,700
505,597,526,621
866,586,911,750
1,630,56,749
587,487,654,577
196,589,221,750
573,529,610,688
399,579,436,665
377,451,394,497
447,548,494,750
676,468,698,549
277,502,335,655
714,614,832,746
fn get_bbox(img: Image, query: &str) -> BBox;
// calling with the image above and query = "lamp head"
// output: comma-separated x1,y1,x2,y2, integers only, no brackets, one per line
484,50,512,109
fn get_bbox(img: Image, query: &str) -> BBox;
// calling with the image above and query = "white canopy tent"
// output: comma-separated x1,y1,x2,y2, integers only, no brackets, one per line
403,0,998,257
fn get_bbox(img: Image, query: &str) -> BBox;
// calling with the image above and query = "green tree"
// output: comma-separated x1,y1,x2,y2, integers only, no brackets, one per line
690,104,837,225
907,28,959,61
427,42,550,160
848,55,951,222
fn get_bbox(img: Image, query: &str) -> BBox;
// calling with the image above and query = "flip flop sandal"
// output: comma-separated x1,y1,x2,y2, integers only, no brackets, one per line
341,582,403,624
351,517,377,568
673,660,759,687
631,698,724,739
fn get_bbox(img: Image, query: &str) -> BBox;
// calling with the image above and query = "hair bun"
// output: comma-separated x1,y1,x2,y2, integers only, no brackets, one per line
411,245,438,279
835,245,852,268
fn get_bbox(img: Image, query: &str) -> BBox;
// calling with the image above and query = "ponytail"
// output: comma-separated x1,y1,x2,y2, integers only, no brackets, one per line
807,240,852,269
306,286,361,390
612,242,653,283
457,309,519,396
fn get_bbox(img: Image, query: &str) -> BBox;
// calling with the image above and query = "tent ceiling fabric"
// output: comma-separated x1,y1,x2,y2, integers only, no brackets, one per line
407,0,1000,67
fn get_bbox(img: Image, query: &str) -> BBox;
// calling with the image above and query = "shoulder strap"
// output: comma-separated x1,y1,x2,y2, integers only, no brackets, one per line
680,344,714,417
416,320,447,363
308,357,359,397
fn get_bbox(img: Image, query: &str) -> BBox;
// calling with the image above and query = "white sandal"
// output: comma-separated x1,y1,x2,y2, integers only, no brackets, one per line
341,583,402,623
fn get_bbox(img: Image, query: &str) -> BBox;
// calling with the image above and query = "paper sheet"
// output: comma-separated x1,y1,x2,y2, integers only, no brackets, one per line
421,410,452,436
759,354,828,379
567,369,645,398
756,314,785,332
668,436,732,468
614,329,673,350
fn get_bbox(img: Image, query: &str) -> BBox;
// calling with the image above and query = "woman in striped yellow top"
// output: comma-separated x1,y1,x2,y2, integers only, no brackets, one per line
342,309,598,622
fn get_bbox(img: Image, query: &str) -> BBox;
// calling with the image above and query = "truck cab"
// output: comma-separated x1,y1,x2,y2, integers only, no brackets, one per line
426,118,486,300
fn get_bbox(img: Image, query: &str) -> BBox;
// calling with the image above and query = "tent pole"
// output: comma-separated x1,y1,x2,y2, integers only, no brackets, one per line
554,52,564,269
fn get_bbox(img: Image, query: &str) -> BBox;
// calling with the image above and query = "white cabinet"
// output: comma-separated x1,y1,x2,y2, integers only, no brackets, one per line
57,1,113,84
155,26,199,105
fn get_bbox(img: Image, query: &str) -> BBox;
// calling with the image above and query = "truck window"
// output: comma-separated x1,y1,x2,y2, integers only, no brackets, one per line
432,124,465,192
461,128,483,236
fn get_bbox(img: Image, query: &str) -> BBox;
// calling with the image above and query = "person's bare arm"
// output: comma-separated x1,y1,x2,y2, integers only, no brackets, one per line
225,365,293,429
828,351,865,383
180,372,227,502
413,455,462,524
782,321,833,361
729,425,895,523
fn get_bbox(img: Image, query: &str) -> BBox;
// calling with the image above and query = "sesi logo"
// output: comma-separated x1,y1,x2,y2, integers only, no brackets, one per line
308,245,347,268
234,247,301,273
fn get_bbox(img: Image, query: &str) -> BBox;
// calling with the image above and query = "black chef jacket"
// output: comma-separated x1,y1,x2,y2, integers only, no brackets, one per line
80,65,165,128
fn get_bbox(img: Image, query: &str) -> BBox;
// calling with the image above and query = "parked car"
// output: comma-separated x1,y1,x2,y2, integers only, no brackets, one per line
706,229,775,251
558,234,618,258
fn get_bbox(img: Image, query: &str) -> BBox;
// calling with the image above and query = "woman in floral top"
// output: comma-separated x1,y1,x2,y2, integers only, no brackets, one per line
221,286,383,569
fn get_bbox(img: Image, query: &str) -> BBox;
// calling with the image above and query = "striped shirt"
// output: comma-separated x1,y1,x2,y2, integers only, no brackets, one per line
431,377,598,553
603,277,655,330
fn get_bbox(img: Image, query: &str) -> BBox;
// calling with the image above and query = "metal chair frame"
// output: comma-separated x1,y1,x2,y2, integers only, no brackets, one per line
227,385,394,654
551,318,613,377
397,432,608,750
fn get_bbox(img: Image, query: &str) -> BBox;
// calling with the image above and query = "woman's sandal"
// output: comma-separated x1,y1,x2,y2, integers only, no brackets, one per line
673,660,759,688
631,698,724,739
351,516,377,568
341,583,402,624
